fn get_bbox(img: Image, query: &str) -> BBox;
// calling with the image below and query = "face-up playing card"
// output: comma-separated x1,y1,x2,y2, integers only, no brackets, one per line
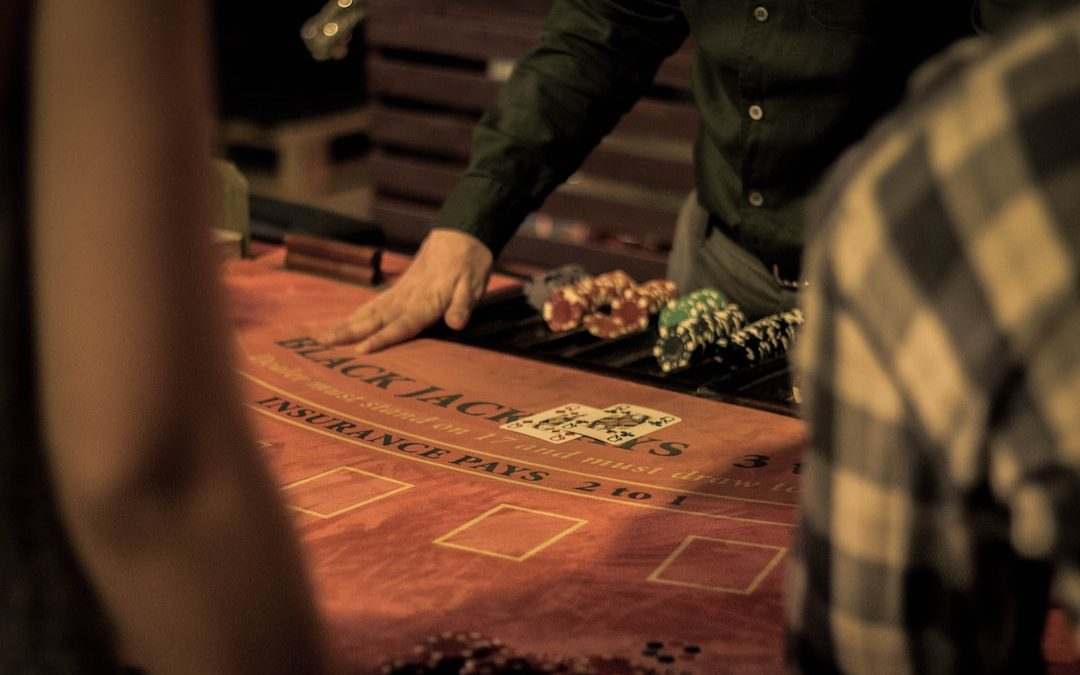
500,403,606,444
566,403,682,444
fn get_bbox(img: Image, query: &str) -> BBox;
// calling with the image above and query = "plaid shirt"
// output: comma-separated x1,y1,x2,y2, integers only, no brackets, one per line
787,7,1080,673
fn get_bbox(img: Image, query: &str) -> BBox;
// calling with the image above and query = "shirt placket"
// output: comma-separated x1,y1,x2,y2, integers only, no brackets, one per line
740,0,768,212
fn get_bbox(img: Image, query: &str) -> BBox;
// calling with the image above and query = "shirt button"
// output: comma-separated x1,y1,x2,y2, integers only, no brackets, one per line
753,6,769,22
748,191,765,207
748,104,764,121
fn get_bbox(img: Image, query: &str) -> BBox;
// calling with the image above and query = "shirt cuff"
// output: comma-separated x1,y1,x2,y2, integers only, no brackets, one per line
432,174,535,258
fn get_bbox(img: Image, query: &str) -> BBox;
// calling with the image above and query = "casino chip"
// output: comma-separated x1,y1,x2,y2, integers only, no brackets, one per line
543,270,635,332
583,279,679,339
652,304,746,373
524,264,591,312
379,632,671,674
582,313,635,339
543,287,590,333
609,279,679,332
658,288,727,335
714,308,804,368
381,632,511,674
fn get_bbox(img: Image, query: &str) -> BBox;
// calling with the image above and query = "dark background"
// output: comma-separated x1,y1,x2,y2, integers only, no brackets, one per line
215,1,367,123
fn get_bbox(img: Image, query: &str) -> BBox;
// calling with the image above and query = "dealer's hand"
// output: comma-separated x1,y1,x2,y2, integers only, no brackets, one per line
322,228,493,353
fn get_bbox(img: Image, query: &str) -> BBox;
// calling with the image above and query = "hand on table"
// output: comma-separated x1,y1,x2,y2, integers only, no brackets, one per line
321,228,493,353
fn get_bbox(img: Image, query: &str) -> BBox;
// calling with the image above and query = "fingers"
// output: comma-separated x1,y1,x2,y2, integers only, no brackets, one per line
320,230,494,351
319,306,386,346
326,279,445,352
444,278,475,330
322,306,424,354
357,315,426,354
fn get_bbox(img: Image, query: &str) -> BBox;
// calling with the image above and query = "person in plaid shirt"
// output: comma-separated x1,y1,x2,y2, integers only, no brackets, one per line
788,4,1080,672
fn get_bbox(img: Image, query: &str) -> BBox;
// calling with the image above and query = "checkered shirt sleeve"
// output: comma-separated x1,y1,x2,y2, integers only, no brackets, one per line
787,8,1080,673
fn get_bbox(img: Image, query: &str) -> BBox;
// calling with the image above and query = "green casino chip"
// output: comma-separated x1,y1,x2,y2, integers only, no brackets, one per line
658,288,727,330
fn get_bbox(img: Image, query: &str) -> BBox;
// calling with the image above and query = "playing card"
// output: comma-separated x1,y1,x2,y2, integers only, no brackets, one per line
500,403,605,444
567,403,682,444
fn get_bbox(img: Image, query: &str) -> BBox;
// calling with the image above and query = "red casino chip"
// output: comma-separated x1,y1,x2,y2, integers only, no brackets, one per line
543,270,636,332
575,281,605,310
582,312,637,339
609,279,678,332
523,264,591,311
542,288,589,332
586,270,635,310
610,295,648,329
606,302,650,334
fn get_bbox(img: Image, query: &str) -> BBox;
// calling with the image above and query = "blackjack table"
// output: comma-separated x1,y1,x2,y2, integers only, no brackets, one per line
222,243,1077,675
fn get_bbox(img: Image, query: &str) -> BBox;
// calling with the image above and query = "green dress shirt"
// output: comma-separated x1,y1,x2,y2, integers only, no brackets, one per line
432,0,978,278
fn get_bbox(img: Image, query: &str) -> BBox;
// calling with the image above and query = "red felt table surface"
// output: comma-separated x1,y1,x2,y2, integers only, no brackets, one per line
223,248,1077,674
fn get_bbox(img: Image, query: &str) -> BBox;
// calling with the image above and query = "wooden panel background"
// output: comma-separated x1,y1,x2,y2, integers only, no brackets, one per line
366,0,699,278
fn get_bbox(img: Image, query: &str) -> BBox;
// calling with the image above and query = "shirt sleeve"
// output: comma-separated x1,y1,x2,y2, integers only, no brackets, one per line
432,0,689,255
989,311,1080,645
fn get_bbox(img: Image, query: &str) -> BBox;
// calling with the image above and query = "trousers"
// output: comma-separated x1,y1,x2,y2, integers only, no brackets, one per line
665,191,800,321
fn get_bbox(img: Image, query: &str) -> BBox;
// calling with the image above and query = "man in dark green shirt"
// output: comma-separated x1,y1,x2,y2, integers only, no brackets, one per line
326,0,999,351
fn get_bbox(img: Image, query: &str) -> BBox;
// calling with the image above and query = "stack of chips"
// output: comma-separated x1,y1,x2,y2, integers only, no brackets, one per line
653,304,747,373
379,632,506,674
522,264,591,312
378,631,661,674
583,279,679,339
658,288,728,336
715,309,804,367
542,270,635,332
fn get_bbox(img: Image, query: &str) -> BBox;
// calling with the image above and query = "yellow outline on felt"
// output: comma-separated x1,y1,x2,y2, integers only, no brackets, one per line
646,535,788,595
237,369,799,510
433,504,588,562
240,371,796,528
283,466,412,519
